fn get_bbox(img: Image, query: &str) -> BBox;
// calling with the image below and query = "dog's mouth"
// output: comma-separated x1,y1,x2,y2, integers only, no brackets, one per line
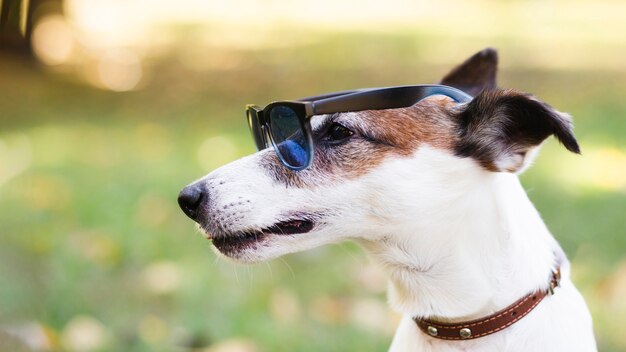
264,219,314,235
212,219,314,254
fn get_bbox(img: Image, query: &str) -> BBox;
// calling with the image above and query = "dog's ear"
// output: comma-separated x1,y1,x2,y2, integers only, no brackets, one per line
439,48,498,97
454,89,580,173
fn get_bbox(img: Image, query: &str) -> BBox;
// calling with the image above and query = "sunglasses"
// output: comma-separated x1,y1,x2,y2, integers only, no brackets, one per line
246,84,472,171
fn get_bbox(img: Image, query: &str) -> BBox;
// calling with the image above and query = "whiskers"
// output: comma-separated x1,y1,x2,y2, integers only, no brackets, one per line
278,257,296,280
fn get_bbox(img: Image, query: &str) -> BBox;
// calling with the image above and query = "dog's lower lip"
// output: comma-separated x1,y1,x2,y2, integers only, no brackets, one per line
211,219,315,255
212,231,266,253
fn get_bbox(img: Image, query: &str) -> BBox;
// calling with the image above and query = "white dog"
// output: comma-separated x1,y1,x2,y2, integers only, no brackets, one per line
178,48,597,351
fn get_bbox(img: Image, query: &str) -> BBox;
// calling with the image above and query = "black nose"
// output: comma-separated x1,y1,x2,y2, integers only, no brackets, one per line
177,184,206,220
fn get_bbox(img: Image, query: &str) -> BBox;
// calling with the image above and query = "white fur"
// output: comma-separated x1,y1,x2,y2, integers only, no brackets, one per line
197,143,597,351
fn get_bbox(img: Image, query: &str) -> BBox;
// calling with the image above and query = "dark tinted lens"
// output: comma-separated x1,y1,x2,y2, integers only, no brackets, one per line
247,109,266,150
268,106,310,169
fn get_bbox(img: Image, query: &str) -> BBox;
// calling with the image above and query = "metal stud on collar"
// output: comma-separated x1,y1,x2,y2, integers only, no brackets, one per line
427,326,438,336
459,328,472,338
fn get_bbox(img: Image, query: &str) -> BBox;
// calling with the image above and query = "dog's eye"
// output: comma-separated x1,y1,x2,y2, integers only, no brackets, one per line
326,123,353,142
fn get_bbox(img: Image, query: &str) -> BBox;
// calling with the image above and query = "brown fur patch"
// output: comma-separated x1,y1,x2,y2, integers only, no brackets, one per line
261,96,460,188
357,96,458,153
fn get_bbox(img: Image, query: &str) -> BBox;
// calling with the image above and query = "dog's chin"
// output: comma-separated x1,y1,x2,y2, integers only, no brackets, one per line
208,219,315,262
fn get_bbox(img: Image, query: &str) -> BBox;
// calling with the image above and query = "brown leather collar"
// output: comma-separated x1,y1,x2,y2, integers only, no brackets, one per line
414,265,562,340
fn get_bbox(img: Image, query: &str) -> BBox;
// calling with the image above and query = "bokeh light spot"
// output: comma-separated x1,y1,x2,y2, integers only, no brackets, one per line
349,298,397,335
2,323,56,351
209,338,260,352
142,261,182,295
69,230,120,267
135,123,172,162
32,15,75,66
197,136,238,171
0,134,32,188
21,175,72,211
310,295,349,325
269,288,301,324
549,145,626,193
97,49,143,92
135,192,174,228
61,315,109,351
137,315,169,345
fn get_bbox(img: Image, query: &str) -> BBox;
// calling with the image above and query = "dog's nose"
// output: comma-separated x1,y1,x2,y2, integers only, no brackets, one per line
178,184,206,220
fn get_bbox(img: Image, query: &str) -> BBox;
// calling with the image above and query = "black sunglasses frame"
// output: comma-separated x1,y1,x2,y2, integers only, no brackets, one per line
247,84,472,171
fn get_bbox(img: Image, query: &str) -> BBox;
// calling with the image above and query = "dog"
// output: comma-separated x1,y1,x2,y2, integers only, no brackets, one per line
178,48,597,351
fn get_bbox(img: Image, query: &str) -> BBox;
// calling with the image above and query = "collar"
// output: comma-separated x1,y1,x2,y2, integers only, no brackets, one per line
413,264,562,340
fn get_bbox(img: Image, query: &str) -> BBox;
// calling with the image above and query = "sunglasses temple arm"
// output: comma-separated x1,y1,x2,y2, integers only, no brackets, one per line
311,85,472,115
297,88,374,102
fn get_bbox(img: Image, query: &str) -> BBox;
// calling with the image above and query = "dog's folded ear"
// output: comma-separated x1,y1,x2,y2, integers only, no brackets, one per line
439,48,498,97
454,89,580,173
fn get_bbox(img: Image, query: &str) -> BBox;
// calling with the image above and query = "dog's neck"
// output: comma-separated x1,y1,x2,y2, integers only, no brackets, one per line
359,171,559,322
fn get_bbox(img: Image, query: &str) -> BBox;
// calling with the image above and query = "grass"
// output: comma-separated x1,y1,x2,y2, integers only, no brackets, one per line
1,32,625,351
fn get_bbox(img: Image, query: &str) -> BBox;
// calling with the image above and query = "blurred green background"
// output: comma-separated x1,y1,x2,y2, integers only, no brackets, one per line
1,0,625,351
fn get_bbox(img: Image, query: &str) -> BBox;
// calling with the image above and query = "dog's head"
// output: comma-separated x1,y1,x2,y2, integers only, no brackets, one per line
178,48,579,263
